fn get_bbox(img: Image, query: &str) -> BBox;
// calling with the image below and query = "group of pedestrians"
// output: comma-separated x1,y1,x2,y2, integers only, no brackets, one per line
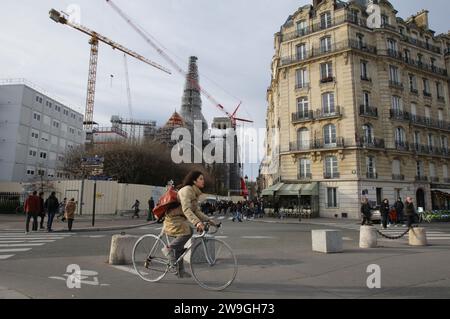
361,196,419,229
24,191,76,233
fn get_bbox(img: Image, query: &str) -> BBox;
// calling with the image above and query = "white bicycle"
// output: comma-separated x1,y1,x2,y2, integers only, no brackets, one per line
132,222,238,291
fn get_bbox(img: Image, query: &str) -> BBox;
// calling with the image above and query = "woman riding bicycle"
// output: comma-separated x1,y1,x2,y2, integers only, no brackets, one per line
162,171,219,278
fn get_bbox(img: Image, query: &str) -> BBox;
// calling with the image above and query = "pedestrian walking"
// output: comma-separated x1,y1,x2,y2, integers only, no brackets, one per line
380,199,390,229
132,200,140,219
38,192,45,230
361,198,372,226
405,197,417,228
24,191,40,233
44,192,59,232
232,202,243,222
57,198,67,221
148,197,155,221
161,170,219,278
65,198,77,232
394,197,405,226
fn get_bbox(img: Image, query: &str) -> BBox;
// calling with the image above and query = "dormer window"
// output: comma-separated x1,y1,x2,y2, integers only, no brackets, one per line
381,14,389,26
320,11,332,29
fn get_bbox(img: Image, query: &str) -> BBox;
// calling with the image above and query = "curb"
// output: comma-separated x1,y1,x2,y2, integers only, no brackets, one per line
52,221,159,233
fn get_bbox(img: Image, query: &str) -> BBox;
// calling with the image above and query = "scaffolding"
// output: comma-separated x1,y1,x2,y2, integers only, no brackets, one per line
110,115,157,143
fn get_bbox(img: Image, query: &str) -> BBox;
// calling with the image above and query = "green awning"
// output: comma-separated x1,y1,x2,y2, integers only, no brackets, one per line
261,183,284,196
277,183,303,196
301,182,319,196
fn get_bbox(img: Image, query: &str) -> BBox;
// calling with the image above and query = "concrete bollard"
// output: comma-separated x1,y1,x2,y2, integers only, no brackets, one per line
360,226,377,248
409,227,428,246
108,234,139,265
311,230,343,253
184,235,216,264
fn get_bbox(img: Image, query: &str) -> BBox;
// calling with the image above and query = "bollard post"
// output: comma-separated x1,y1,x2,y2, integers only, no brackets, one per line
409,227,428,246
360,225,377,248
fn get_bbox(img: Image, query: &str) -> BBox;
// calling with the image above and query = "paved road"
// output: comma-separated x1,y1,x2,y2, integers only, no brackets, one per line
1,218,450,299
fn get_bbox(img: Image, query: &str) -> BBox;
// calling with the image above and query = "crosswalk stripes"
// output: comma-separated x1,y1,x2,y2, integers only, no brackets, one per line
0,230,74,261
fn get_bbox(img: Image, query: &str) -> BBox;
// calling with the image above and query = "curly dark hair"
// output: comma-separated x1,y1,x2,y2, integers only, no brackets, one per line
178,171,204,189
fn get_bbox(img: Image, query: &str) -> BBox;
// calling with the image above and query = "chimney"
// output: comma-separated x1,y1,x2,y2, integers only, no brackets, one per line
411,10,429,29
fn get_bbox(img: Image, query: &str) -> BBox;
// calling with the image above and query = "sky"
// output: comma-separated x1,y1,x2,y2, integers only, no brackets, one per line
1,0,449,180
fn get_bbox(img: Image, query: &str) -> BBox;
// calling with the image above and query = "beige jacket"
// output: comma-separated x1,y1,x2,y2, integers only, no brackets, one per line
163,185,210,237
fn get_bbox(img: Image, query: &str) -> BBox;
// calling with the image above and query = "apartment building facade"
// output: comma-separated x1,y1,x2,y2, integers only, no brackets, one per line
263,0,450,218
0,81,85,182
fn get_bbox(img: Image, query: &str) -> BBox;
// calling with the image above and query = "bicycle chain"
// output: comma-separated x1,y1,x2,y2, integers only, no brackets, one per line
375,227,411,240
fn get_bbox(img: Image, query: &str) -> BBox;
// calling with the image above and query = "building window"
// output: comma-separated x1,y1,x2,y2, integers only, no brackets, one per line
362,124,373,143
360,60,369,80
36,96,43,104
28,149,37,157
323,124,337,146
409,74,417,92
322,93,335,114
392,96,403,112
428,133,434,150
297,20,308,36
443,165,449,179
350,9,359,24
325,156,338,179
320,11,332,29
441,136,448,151
366,156,377,178
381,14,389,26
297,97,309,115
297,128,310,150
437,82,444,98
395,127,406,145
362,91,370,108
296,44,307,60
392,160,401,176
41,133,49,142
320,62,333,82
327,188,338,208
404,49,411,62
425,106,431,122
423,78,431,96
356,33,364,49
430,162,436,178
26,168,35,176
31,131,39,139
417,161,424,177
389,65,400,83
39,152,47,159
53,121,60,128
410,103,417,119
299,158,311,179
320,37,332,53
296,68,309,88
33,113,41,121
387,39,397,52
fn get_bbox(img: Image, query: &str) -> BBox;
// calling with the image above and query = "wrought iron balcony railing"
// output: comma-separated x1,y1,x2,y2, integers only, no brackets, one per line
359,105,378,117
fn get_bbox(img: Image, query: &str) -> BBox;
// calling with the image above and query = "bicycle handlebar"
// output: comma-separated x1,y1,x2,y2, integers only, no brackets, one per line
196,221,222,238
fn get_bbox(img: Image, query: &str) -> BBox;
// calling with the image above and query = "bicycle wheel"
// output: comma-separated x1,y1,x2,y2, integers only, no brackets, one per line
132,234,169,282
189,238,237,291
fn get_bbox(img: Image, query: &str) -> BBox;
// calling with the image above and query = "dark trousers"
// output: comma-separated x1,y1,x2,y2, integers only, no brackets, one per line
47,211,56,231
169,230,193,273
406,215,415,228
26,212,38,232
381,213,389,228
397,211,404,224
132,209,140,218
39,213,45,229
147,209,155,221
68,219,74,231
361,214,372,225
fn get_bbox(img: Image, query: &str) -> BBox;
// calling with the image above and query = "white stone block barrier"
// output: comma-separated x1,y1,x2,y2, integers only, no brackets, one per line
108,234,139,265
409,227,428,246
360,226,377,248
311,229,343,253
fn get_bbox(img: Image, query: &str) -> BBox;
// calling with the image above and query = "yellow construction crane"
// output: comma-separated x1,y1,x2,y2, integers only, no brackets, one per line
49,9,171,143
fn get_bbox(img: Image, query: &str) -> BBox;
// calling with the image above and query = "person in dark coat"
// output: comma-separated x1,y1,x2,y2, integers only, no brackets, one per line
147,197,155,221
405,197,417,228
361,198,372,226
131,200,140,219
394,197,405,226
380,199,390,229
44,192,59,232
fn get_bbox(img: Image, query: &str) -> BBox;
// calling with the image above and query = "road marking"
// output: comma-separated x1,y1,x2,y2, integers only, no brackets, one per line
241,236,276,239
111,265,141,275
0,255,14,260
0,243,46,247
0,240,55,244
0,248,32,253
0,237,66,240
214,236,229,239
80,235,106,238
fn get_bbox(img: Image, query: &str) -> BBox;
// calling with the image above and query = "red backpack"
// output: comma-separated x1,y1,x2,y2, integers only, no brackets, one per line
152,186,180,220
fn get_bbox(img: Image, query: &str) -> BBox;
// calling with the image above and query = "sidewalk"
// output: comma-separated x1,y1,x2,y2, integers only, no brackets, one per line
0,213,157,232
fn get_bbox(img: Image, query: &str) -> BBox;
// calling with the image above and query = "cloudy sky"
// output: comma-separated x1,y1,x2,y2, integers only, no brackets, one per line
1,0,449,179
